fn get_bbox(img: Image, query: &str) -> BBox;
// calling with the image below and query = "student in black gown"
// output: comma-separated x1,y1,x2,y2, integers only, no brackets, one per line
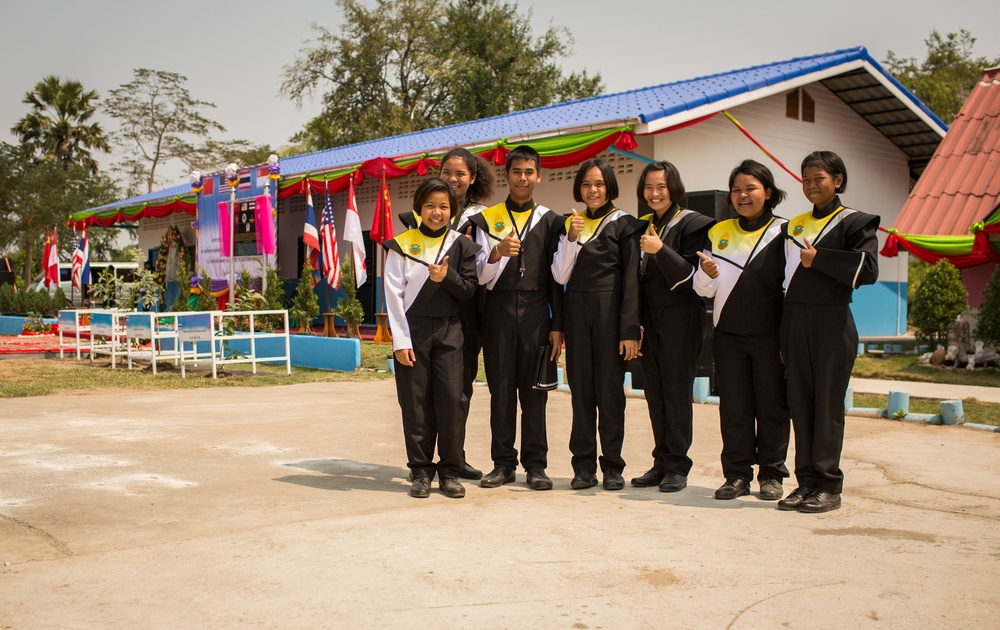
398,148,496,480
777,150,879,514
468,145,564,492
551,158,644,490
630,161,714,493
693,159,790,501
383,178,481,499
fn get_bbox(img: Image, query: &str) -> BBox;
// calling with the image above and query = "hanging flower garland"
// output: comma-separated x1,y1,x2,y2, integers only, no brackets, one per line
154,226,185,287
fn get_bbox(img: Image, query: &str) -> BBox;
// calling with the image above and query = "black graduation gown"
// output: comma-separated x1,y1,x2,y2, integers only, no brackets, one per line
693,212,790,482
550,201,644,475
638,204,714,476
468,198,564,470
382,224,480,480
779,196,880,494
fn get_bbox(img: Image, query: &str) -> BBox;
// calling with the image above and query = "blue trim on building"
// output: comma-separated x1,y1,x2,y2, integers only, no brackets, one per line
852,281,909,336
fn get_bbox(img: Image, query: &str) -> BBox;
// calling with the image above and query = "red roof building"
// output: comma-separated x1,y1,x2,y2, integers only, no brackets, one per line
891,67,1000,305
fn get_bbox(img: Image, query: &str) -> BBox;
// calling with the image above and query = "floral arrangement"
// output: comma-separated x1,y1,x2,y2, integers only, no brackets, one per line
267,154,280,181
225,163,239,188
21,314,55,335
189,170,204,195
154,226,185,287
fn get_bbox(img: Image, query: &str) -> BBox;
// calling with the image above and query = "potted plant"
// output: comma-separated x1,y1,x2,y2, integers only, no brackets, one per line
290,261,320,334
335,257,365,339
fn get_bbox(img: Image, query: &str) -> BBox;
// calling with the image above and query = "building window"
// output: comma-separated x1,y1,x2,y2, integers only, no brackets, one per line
786,88,815,123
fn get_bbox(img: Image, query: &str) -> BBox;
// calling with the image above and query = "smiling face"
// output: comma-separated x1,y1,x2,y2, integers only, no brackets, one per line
730,173,771,222
440,156,474,203
579,166,608,212
506,157,542,205
419,190,452,231
642,170,672,215
801,165,842,209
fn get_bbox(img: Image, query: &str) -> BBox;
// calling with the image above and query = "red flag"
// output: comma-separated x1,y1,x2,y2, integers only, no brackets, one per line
42,230,52,289
46,228,59,288
370,173,394,244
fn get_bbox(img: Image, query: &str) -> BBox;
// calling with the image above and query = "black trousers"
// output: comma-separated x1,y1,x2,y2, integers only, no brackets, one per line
394,314,467,480
779,302,858,494
639,298,704,476
457,287,485,465
714,329,790,482
481,289,551,470
565,290,627,475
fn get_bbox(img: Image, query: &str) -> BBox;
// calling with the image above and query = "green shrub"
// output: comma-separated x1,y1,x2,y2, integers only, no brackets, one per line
0,284,15,313
12,289,26,314
910,259,968,344
195,269,217,312
335,257,365,338
36,289,53,317
52,287,67,312
290,261,320,333
975,265,1000,347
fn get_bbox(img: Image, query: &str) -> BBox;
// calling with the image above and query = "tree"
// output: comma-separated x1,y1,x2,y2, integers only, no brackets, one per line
0,143,118,285
909,259,968,344
335,257,365,338
10,75,111,174
885,30,1000,124
104,69,242,195
281,0,603,151
290,262,320,333
975,266,1000,348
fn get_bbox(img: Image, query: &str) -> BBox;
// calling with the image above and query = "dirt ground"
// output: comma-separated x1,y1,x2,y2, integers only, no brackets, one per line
1,380,998,628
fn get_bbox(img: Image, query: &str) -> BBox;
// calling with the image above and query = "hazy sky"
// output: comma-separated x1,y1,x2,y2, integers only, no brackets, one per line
2,0,998,188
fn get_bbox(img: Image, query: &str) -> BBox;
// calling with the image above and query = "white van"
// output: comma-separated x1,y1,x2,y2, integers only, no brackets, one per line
33,262,140,307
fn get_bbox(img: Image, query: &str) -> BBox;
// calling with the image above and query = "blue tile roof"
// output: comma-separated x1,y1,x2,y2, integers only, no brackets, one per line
85,46,944,214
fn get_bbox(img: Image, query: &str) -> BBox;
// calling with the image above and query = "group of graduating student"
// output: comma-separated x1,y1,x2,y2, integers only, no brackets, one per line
383,143,879,514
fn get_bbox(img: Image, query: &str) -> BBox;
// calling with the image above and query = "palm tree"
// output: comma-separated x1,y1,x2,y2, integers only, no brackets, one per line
11,76,111,174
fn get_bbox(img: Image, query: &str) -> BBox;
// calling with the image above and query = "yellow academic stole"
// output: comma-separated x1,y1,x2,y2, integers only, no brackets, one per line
482,202,534,242
786,206,845,249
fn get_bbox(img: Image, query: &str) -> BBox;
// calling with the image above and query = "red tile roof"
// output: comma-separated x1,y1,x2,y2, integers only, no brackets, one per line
893,68,1000,235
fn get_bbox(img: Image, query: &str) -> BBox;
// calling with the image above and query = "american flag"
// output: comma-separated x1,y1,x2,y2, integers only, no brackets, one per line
320,193,341,289
303,192,321,287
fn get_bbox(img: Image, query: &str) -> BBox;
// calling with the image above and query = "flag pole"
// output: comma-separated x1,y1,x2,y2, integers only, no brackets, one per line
373,164,392,344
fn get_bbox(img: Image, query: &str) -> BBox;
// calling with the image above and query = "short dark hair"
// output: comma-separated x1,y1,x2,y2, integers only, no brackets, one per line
801,150,848,193
636,160,685,205
440,147,496,203
572,158,619,203
412,177,459,219
727,159,786,211
505,145,541,173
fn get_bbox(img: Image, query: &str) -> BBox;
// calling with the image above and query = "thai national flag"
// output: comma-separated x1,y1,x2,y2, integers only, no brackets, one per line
71,230,90,291
320,194,341,290
303,192,321,287
238,168,252,191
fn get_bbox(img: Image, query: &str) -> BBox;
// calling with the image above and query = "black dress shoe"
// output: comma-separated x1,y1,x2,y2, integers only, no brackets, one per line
659,472,687,493
570,471,598,489
409,477,431,499
758,478,783,501
440,477,466,498
630,468,665,487
526,467,553,491
776,486,814,511
798,490,841,513
603,470,625,491
458,463,483,480
714,478,750,500
480,466,516,488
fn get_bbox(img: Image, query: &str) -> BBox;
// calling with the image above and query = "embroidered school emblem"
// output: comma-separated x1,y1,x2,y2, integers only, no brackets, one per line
493,217,505,232
793,220,805,236
718,233,730,250
409,239,422,256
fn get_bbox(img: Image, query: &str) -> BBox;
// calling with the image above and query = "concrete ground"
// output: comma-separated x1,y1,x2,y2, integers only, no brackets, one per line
1,380,998,628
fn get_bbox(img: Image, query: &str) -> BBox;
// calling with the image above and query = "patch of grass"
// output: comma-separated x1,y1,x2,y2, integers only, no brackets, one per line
852,393,1000,426
853,354,1000,387
0,340,400,399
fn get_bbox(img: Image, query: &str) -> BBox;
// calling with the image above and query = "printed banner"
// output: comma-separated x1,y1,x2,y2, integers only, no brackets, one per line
91,312,114,337
178,312,213,343
126,313,153,339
